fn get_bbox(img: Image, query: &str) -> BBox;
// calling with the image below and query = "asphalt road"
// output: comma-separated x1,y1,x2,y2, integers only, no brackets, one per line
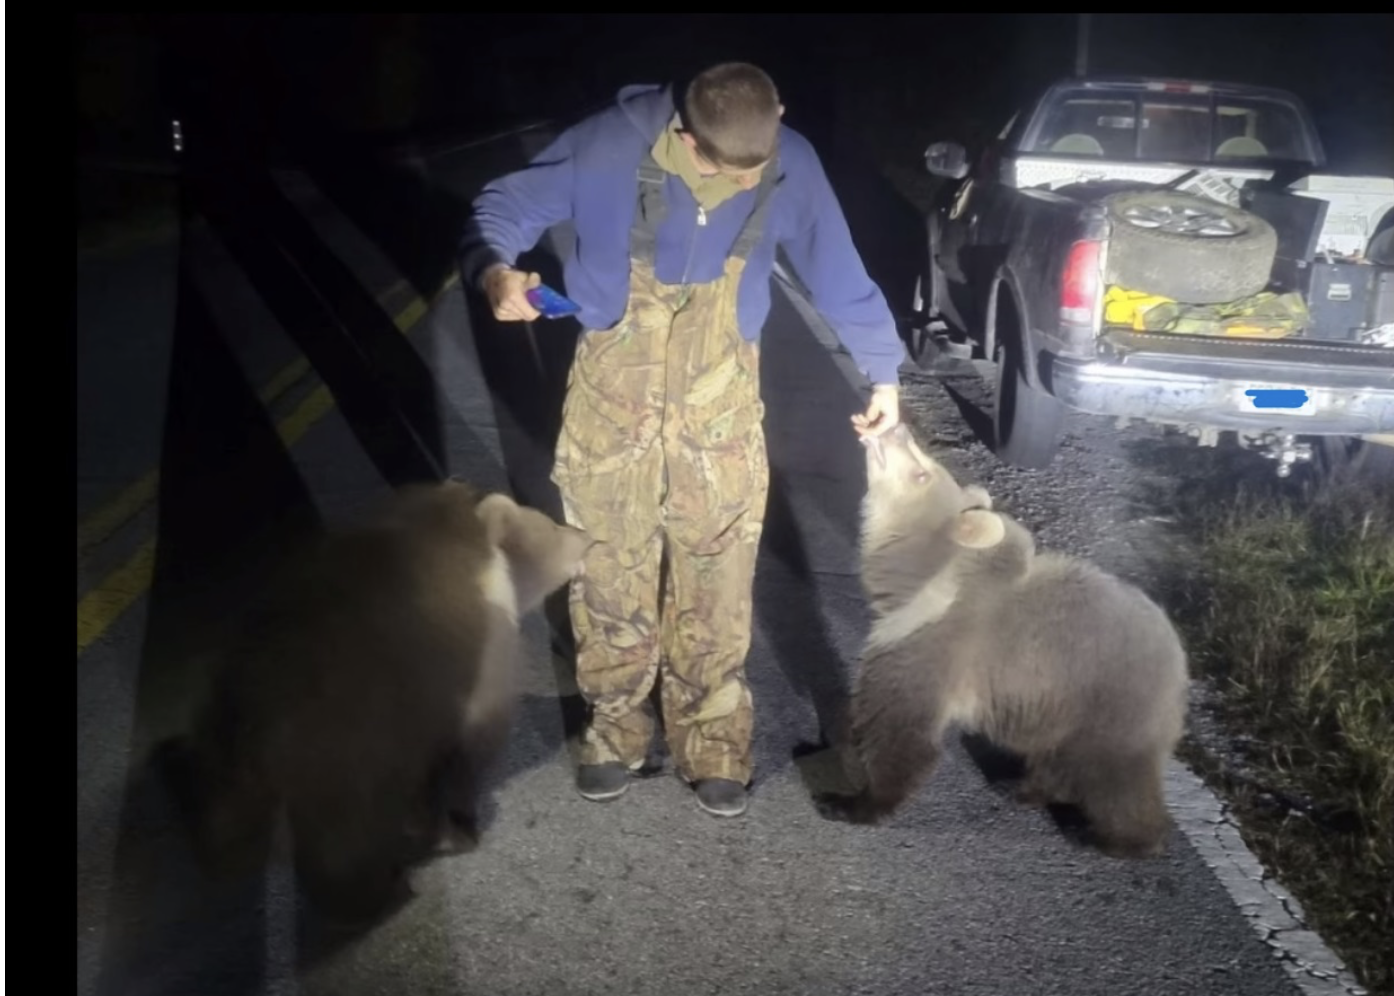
75,124,1358,996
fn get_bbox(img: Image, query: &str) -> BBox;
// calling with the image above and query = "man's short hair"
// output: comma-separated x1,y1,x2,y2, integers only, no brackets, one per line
681,62,781,171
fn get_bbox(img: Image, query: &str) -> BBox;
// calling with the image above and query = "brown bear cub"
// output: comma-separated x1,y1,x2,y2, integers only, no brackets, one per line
161,479,594,923
815,423,1189,858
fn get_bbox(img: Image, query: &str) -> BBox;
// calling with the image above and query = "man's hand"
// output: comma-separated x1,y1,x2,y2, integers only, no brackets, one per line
851,384,901,438
481,264,542,321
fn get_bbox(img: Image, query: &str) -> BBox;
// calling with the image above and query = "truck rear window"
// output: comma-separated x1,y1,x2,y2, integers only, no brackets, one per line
1027,89,1313,164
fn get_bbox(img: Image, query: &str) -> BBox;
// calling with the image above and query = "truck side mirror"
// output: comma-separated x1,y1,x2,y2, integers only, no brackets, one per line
924,141,969,180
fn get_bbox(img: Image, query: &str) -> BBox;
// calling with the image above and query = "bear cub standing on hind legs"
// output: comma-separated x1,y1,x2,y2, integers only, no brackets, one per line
815,422,1189,858
160,479,595,924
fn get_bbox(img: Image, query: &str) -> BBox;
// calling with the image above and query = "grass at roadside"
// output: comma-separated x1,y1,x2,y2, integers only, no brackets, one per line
1164,470,1394,995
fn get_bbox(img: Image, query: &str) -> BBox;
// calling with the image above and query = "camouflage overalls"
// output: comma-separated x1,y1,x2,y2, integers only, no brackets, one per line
549,149,779,786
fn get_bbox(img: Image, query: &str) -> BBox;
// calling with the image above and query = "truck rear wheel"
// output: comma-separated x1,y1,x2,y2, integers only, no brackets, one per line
992,288,1066,469
1311,435,1394,487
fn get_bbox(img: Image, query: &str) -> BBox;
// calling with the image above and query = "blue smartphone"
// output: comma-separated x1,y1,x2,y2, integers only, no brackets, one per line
525,284,581,319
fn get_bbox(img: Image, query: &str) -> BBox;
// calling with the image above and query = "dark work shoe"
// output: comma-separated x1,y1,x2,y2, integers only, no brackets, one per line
694,778,748,818
576,762,631,802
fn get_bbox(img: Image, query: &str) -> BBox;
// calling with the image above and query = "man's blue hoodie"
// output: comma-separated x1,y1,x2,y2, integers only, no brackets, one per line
459,84,905,387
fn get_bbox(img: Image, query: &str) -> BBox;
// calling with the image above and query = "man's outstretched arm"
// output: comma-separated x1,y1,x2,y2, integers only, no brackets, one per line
779,153,907,434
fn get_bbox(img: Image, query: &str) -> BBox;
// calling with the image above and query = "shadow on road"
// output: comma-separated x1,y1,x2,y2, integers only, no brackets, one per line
196,165,452,488
288,125,573,501
92,242,326,996
287,127,588,723
752,287,869,785
90,128,541,988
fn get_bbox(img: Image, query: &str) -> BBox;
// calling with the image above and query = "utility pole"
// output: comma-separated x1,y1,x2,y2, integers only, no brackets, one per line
1074,13,1091,77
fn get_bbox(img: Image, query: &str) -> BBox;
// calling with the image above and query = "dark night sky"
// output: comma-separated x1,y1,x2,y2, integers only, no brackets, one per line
75,14,1393,175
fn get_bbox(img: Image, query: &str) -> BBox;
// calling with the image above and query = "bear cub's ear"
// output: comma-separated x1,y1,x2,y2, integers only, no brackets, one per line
952,508,1005,550
475,492,520,549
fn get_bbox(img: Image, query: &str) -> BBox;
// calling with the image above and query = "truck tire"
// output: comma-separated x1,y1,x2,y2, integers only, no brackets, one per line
992,287,1066,469
1367,209,1394,265
1311,435,1394,488
1102,189,1277,304
906,314,940,370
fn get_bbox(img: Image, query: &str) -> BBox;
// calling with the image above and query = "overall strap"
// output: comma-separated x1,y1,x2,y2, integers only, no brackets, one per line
628,148,783,266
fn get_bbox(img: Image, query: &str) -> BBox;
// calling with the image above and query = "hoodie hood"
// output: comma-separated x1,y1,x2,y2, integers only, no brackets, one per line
615,84,678,144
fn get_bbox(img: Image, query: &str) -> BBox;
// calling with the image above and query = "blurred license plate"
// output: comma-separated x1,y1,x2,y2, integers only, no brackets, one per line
1238,386,1315,416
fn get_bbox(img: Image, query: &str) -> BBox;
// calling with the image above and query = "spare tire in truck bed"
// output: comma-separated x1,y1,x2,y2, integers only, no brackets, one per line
1101,189,1278,304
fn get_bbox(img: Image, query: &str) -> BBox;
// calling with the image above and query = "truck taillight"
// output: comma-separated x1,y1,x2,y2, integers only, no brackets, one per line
1060,239,1102,327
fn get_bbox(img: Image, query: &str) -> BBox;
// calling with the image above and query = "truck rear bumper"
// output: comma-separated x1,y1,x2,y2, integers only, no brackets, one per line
1047,331,1394,435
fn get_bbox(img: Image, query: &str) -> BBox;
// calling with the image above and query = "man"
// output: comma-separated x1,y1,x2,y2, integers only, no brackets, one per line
459,62,905,818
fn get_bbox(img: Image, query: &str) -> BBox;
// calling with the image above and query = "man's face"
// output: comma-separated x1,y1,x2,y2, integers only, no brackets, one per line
679,104,784,190
679,134,766,189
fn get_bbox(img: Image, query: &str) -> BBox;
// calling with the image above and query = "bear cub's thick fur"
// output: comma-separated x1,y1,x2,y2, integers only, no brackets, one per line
161,479,593,922
816,423,1189,858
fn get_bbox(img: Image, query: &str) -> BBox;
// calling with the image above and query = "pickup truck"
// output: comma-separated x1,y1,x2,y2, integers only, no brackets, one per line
908,75,1394,477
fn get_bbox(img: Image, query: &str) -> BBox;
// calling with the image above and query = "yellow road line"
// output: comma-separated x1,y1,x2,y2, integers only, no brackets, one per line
76,272,461,658
276,384,336,449
76,472,161,552
75,272,459,555
76,539,158,655
258,356,313,407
